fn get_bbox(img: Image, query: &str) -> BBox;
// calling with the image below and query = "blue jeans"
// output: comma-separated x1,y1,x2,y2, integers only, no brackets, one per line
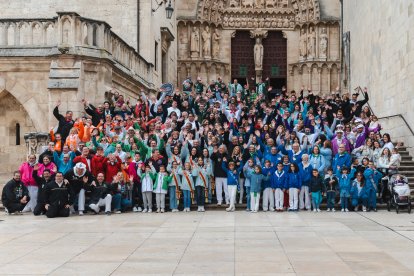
326,191,336,209
169,186,178,210
182,190,191,208
352,197,368,208
311,191,322,210
112,194,131,211
340,196,349,209
245,186,251,210
369,188,377,209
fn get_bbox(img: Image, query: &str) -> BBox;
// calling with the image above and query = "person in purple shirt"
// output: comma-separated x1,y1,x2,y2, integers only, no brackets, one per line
354,123,368,149
331,130,351,156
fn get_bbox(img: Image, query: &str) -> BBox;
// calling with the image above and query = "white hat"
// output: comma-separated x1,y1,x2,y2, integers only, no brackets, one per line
336,129,344,133
75,162,86,170
357,124,364,128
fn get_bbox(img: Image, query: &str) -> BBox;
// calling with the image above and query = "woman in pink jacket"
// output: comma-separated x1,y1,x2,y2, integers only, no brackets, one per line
18,154,38,212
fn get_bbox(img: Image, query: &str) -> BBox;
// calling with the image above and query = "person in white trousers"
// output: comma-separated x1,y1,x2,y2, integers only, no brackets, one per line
299,155,312,210
215,177,229,205
287,163,301,211
271,163,287,211
88,173,113,214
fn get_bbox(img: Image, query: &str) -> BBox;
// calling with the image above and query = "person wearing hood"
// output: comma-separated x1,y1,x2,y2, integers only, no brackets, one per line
64,162,94,216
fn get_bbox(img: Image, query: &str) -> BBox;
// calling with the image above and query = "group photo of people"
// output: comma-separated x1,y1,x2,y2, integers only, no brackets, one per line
2,77,407,218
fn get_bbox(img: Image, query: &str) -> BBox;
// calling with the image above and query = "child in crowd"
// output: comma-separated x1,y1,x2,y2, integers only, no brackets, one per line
138,163,156,213
179,162,195,212
337,166,353,212
363,162,383,212
167,161,181,212
299,154,312,210
287,163,302,211
192,157,212,212
222,158,243,212
324,168,338,212
153,165,171,213
271,162,287,211
244,165,270,213
243,159,256,211
261,160,275,212
309,169,324,212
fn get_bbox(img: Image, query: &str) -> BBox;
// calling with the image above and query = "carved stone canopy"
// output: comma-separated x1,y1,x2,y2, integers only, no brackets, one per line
249,29,268,39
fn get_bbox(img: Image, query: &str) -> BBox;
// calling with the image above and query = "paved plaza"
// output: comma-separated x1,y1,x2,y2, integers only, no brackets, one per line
0,211,413,275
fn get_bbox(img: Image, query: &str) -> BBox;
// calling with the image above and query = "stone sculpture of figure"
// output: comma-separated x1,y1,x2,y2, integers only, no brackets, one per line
28,137,38,156
319,27,328,58
190,27,200,58
307,26,316,59
202,26,211,58
299,28,307,58
283,16,290,28
212,28,221,59
255,0,264,8
254,38,264,70
229,0,239,7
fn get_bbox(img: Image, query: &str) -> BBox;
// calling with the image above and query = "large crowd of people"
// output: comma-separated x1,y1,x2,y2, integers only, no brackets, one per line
2,77,405,217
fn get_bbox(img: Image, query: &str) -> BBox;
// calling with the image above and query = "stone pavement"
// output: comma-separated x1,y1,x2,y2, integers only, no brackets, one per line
0,210,413,275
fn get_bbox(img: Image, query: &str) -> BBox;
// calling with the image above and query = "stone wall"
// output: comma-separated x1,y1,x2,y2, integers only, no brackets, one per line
343,0,414,154
0,0,177,88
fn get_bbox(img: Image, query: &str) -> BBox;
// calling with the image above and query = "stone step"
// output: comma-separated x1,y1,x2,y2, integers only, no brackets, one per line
400,160,414,164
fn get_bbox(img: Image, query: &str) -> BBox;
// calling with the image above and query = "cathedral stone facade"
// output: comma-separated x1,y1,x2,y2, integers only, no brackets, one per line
176,0,340,93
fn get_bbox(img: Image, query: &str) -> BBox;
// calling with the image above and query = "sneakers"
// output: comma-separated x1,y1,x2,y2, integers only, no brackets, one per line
172,209,179,212
354,206,358,212
341,208,345,212
133,207,139,212
156,208,160,213
317,209,321,212
327,208,331,212
89,204,100,214
21,206,31,213
200,207,205,212
270,208,275,212
197,206,202,212
217,203,222,206
105,211,111,216
345,208,349,212
115,210,121,214
362,206,367,212
332,209,336,212
148,209,152,213
142,208,148,213
137,207,142,212
79,211,84,216
161,209,165,213
313,209,317,212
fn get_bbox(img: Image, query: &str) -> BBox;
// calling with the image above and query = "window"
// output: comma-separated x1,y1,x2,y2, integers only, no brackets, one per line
15,123,20,145
155,41,158,71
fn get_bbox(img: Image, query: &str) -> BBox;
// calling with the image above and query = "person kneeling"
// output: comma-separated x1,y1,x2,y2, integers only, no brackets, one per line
44,172,73,218
88,173,113,215
2,171,30,215
350,172,369,212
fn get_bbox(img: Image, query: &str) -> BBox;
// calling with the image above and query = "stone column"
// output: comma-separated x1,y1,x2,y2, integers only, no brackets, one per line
0,23,8,46
318,67,322,94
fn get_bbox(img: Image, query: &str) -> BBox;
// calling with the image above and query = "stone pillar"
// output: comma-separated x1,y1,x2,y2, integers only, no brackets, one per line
0,23,7,46
318,67,322,94
24,132,49,157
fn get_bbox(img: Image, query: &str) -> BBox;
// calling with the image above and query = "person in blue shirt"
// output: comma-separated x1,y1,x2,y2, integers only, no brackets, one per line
336,166,356,212
271,162,288,211
350,172,369,212
261,160,276,211
280,143,304,166
298,154,313,210
309,169,325,212
363,162,383,212
244,165,270,213
333,144,352,175
287,163,302,211
222,158,243,212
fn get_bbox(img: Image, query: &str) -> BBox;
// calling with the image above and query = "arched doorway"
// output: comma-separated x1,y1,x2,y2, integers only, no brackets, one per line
0,91,36,176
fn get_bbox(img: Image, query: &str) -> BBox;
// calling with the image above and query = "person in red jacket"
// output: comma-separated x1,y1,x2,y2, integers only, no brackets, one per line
103,154,122,183
91,146,106,177
73,147,92,171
